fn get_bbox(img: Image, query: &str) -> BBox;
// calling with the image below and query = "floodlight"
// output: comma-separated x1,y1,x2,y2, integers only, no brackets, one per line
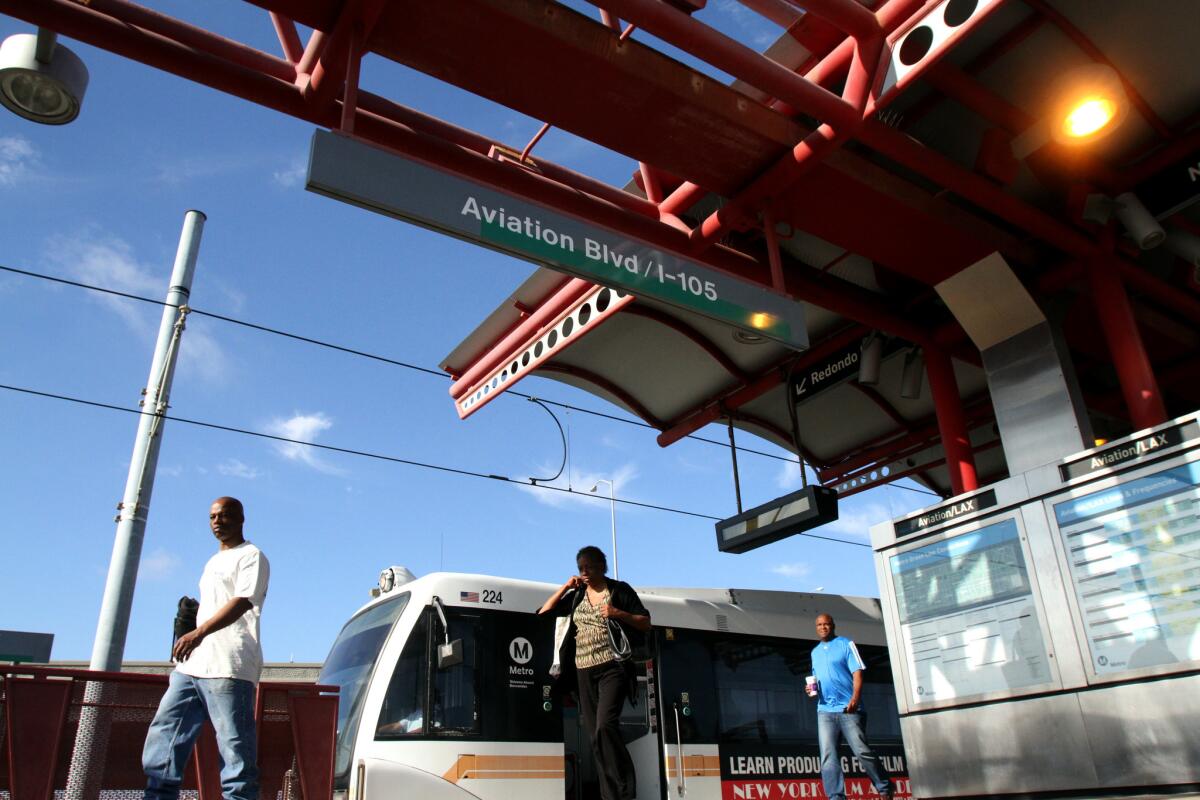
1114,192,1165,250
900,347,924,399
858,332,883,386
1011,64,1128,158
1049,64,1127,147
0,30,89,125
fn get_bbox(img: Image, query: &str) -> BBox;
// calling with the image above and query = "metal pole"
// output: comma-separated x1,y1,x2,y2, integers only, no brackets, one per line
727,416,744,513
608,480,619,580
66,211,205,800
90,209,205,671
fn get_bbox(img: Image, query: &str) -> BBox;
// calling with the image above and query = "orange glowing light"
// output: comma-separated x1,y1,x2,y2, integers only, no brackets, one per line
1048,64,1127,147
749,312,774,329
1062,97,1118,139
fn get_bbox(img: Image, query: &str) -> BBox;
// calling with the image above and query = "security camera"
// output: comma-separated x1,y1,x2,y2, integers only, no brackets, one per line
1081,192,1166,251
858,333,883,386
1113,193,1165,250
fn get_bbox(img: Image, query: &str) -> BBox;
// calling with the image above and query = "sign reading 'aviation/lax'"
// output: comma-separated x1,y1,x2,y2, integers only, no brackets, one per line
306,131,807,350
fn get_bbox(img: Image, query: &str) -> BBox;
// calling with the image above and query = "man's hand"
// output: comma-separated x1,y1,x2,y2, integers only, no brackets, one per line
172,628,205,662
845,696,860,713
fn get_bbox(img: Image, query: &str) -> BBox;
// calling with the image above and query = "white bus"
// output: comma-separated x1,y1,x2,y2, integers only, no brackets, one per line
319,569,911,800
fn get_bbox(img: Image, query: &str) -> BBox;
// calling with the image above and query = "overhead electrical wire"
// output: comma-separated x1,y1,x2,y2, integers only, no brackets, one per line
0,264,803,462
0,263,937,501
0,382,871,547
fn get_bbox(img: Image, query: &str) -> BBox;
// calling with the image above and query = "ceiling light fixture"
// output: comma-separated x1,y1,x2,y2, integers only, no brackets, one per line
1051,65,1126,146
1010,63,1127,158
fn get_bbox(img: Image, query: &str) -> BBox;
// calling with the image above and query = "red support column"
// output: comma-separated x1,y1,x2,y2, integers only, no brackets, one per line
1086,252,1168,430
925,348,978,495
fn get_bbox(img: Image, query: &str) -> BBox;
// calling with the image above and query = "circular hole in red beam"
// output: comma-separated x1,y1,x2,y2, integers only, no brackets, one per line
898,25,934,66
943,0,978,26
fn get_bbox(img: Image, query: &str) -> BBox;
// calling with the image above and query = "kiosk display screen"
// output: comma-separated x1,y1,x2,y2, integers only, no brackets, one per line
890,518,1052,703
1050,460,1200,675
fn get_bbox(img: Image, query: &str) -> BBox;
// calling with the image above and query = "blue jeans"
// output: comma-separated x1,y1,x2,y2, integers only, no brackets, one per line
142,670,259,800
817,711,890,800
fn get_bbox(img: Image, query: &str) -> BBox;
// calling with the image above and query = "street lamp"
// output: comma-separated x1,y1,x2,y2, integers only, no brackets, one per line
589,478,619,579
0,29,89,124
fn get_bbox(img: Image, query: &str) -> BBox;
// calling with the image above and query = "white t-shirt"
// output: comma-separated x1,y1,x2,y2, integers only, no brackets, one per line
177,541,270,683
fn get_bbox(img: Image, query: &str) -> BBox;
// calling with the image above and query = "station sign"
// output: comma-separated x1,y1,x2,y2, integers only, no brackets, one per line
892,489,997,538
1059,420,1199,481
788,337,903,403
306,130,807,349
715,485,838,553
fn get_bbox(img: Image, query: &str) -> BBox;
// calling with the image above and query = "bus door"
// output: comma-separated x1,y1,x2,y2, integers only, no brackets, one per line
656,627,911,800
369,604,564,800
562,659,662,800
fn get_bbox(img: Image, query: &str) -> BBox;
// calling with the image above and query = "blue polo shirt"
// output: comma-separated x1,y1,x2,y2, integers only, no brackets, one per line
811,635,865,713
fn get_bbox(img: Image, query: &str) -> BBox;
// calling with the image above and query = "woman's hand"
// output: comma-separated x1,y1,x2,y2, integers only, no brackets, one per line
600,603,622,620
539,575,583,614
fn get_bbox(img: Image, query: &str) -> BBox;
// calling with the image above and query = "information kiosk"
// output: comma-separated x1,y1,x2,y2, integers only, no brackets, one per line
871,413,1200,799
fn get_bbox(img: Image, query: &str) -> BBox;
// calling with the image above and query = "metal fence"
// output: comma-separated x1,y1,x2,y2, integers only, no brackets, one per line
1,667,337,800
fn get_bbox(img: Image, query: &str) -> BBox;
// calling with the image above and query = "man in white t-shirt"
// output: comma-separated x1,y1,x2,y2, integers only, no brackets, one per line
142,496,270,800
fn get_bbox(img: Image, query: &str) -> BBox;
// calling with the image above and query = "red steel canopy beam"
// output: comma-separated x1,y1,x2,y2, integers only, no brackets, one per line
817,395,993,482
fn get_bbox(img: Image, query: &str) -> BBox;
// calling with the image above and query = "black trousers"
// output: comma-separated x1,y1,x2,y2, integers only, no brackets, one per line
577,661,636,800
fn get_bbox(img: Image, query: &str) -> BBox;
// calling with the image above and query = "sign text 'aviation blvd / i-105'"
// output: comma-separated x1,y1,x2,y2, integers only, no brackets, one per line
305,130,807,349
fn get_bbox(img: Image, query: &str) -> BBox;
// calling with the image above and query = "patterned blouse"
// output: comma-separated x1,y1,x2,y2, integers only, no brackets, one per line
573,588,615,669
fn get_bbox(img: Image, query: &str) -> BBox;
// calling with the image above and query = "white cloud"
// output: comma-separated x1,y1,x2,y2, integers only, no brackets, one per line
152,152,259,186
217,458,261,479
159,465,184,478
771,561,812,579
272,155,306,189
265,411,344,474
823,501,892,540
775,459,809,490
0,136,38,186
518,461,639,510
141,547,181,581
44,229,231,384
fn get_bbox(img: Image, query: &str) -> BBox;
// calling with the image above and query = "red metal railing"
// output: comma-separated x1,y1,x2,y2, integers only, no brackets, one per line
1,667,337,800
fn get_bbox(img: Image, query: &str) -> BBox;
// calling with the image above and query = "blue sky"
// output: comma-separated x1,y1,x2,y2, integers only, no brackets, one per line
0,2,934,663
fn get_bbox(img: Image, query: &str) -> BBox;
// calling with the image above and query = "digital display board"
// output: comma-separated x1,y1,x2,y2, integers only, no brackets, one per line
1050,460,1200,675
890,518,1052,703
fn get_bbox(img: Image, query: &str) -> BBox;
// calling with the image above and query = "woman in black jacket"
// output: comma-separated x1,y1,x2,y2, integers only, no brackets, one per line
539,545,650,800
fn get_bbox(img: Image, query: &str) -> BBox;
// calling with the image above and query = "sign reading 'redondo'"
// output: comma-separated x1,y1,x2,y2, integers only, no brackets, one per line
306,131,808,349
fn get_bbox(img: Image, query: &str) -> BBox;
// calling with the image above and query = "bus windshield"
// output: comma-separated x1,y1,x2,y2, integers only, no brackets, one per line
319,593,410,781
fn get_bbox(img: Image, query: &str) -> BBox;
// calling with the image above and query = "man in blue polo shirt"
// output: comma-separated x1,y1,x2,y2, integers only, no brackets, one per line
809,613,892,800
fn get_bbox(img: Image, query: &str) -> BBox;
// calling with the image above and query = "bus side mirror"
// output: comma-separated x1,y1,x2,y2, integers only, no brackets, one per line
438,639,463,669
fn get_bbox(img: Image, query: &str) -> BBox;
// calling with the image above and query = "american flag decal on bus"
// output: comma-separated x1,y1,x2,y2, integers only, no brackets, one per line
460,591,479,602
